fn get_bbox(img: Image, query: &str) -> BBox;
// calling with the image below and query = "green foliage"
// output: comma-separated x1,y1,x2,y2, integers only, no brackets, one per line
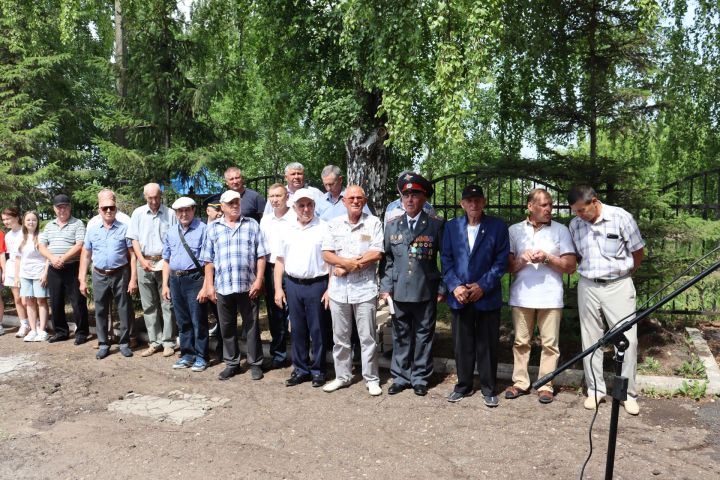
674,380,708,400
674,356,707,379
638,356,662,374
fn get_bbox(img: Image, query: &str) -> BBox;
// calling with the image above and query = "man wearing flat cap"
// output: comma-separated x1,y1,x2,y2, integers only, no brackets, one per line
274,188,331,388
162,197,209,372
441,185,509,407
200,190,269,381
380,173,446,397
38,194,90,344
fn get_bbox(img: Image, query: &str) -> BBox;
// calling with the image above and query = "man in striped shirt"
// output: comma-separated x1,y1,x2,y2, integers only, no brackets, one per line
568,184,645,416
200,190,269,381
38,194,89,344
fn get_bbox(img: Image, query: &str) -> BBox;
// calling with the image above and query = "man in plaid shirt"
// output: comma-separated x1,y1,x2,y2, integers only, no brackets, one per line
568,184,645,416
200,190,269,381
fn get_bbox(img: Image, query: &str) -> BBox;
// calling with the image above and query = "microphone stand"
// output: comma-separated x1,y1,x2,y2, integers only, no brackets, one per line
533,259,720,480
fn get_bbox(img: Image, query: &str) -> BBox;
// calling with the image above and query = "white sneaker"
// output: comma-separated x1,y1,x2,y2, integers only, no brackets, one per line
34,331,49,342
322,379,350,393
16,322,30,337
0,325,4,336
23,331,38,342
622,398,640,415
367,382,382,396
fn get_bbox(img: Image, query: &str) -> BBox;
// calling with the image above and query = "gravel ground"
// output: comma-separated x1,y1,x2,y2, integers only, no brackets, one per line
0,336,718,479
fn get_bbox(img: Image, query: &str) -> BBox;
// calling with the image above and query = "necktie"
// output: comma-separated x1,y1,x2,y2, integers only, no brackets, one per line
409,219,416,234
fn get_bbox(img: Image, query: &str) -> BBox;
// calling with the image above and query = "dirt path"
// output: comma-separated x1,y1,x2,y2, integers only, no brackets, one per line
0,338,718,479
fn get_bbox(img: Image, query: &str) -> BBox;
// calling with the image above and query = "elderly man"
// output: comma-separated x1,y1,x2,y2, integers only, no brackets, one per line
38,194,90,344
505,189,576,404
383,171,436,225
317,165,372,221
79,190,137,359
259,183,294,369
223,167,265,223
274,189,330,388
127,183,177,357
441,185,509,406
200,190,268,381
162,197,209,372
321,185,383,396
380,173,446,396
263,162,324,216
86,189,134,348
568,185,645,415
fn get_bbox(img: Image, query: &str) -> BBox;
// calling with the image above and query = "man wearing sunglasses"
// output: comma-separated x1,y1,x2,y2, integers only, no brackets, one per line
79,190,137,359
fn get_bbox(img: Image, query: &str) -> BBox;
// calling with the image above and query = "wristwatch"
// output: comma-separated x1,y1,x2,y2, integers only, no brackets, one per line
543,255,550,265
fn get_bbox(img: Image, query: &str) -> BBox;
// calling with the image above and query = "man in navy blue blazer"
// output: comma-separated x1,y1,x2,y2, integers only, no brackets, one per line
441,185,509,407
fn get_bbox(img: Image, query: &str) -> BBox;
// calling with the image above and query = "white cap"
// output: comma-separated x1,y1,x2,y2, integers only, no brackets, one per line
219,190,241,203
291,188,315,203
171,197,196,209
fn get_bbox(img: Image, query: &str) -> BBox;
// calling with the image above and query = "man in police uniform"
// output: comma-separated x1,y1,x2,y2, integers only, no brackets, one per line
380,173,446,396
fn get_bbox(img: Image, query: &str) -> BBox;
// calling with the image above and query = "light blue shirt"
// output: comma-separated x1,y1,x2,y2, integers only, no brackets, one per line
317,189,371,221
126,204,176,256
162,218,207,271
84,221,132,270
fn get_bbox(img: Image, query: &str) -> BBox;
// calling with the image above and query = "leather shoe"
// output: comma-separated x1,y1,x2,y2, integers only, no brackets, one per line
119,345,134,357
538,390,554,404
311,374,326,387
285,371,312,387
250,365,264,380
388,383,408,395
96,345,110,360
504,385,529,399
218,366,240,381
413,385,428,396
48,334,69,343
74,335,88,346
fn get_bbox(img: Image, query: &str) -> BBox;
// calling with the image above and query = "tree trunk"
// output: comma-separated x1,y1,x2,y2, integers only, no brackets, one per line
345,126,388,216
114,0,127,147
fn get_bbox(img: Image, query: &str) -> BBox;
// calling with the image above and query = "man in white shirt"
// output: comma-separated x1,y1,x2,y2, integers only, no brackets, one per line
274,188,330,388
321,185,384,396
259,183,295,369
506,188,576,404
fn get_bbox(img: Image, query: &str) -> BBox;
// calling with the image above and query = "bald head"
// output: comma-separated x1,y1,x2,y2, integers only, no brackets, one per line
143,183,162,212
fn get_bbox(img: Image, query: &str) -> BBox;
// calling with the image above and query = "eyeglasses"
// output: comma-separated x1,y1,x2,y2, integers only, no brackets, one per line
100,205,117,212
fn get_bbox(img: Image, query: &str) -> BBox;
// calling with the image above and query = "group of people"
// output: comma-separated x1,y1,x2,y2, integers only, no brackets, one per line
0,162,645,415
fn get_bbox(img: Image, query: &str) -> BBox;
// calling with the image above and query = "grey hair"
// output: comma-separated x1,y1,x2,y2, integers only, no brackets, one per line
567,185,597,205
321,165,342,179
143,183,161,195
97,188,116,202
284,162,305,174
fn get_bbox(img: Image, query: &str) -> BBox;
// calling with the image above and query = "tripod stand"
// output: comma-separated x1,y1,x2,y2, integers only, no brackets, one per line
533,258,720,479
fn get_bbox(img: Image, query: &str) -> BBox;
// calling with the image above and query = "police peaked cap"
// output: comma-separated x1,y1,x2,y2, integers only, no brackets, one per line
396,172,434,198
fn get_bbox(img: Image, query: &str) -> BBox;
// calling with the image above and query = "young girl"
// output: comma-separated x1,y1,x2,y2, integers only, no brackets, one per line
14,211,50,342
1,207,29,336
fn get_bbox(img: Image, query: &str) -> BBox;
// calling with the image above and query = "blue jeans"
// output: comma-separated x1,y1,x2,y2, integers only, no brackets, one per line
169,272,208,360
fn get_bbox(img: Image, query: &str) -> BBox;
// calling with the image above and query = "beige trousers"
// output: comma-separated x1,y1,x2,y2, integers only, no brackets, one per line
578,276,638,399
511,307,562,392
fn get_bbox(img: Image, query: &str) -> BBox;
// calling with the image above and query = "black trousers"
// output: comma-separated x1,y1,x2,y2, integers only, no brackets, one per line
216,291,264,368
452,307,500,396
47,262,89,338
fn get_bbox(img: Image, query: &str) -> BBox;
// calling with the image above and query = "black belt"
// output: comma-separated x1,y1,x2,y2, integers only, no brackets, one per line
94,265,128,276
173,267,203,277
287,274,328,285
591,274,631,284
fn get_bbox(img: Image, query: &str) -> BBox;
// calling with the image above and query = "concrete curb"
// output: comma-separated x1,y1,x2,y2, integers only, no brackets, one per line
2,314,718,395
